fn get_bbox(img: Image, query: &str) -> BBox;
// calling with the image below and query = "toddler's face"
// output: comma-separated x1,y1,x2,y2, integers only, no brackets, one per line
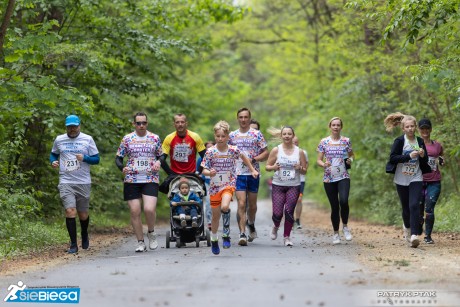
180,185,189,195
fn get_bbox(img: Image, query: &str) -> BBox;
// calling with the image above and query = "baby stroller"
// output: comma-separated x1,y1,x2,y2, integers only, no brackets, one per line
166,174,211,248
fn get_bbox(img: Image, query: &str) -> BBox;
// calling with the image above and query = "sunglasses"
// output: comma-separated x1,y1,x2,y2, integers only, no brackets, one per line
135,121,148,126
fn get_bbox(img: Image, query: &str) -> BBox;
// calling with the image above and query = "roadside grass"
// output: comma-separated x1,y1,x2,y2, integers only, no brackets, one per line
0,202,171,259
0,219,68,258
435,193,460,232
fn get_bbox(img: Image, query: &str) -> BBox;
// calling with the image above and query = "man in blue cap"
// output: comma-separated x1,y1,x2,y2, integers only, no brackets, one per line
50,115,100,254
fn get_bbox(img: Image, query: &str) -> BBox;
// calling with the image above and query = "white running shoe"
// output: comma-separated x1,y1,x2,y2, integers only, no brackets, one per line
147,231,158,250
270,226,279,240
343,226,353,241
135,241,147,252
410,235,420,248
403,224,410,242
332,233,341,245
284,237,293,246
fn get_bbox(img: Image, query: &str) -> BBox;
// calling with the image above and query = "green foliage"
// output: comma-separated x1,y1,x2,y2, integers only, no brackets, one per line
435,192,460,232
1,0,459,257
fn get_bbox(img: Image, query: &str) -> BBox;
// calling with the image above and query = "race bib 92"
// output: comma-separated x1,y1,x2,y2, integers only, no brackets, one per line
279,168,295,181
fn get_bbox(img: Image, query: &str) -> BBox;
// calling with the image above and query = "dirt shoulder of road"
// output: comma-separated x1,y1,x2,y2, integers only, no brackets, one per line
0,228,133,277
2,202,460,287
301,200,460,286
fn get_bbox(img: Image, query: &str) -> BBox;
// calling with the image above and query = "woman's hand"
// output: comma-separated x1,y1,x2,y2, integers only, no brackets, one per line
418,148,425,158
410,150,419,159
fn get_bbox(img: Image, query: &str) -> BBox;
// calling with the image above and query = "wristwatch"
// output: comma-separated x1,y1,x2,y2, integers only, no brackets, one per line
251,158,257,164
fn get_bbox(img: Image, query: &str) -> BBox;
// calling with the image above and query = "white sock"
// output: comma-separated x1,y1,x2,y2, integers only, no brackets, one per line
211,233,218,241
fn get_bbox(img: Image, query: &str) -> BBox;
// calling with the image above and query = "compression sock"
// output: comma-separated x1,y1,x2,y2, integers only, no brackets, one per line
66,218,77,245
222,210,230,237
80,216,89,241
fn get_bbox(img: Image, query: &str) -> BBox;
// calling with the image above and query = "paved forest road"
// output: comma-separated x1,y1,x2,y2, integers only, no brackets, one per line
1,199,458,307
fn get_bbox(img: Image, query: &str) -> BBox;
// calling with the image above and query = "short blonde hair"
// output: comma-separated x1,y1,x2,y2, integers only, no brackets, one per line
213,120,230,135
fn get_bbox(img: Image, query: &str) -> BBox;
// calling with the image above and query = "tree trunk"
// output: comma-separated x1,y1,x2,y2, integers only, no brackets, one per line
0,0,16,55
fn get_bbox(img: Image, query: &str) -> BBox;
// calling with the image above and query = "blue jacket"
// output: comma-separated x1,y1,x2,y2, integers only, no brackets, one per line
170,191,202,206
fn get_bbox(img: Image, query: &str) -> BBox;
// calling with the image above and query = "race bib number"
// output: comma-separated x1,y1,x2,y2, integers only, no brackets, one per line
64,159,80,172
212,171,230,185
279,168,295,181
402,161,417,176
173,144,189,162
330,164,346,180
428,157,437,172
133,157,152,172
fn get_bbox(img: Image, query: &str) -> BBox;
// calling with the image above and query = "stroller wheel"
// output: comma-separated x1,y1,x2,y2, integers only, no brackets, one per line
195,237,200,248
166,231,171,249
206,229,211,247
176,237,181,248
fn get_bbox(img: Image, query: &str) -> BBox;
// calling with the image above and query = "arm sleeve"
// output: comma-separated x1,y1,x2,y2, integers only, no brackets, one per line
159,153,174,175
50,152,59,164
83,154,100,165
197,150,206,173
115,156,124,171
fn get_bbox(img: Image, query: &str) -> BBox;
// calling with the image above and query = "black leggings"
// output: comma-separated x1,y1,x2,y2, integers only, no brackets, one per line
323,179,350,232
396,182,422,236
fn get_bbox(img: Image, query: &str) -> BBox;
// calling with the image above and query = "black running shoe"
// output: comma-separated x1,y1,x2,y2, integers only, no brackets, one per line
67,243,78,254
82,235,89,250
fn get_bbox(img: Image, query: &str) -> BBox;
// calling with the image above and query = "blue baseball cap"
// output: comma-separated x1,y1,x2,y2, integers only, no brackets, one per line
65,115,80,126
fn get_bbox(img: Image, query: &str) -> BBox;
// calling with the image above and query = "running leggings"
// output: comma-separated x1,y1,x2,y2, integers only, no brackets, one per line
396,182,423,236
419,181,441,236
271,184,300,238
323,178,350,232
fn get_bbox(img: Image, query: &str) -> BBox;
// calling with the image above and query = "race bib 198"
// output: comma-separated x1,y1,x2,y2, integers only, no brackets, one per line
133,157,152,173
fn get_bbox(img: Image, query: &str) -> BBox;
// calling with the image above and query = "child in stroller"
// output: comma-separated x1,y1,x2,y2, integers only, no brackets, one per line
166,175,211,248
171,179,201,228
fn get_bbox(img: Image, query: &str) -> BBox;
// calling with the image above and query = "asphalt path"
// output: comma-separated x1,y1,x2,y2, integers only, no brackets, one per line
1,199,457,307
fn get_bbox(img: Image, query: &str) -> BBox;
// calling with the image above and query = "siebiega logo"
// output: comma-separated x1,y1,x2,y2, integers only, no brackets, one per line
4,281,80,304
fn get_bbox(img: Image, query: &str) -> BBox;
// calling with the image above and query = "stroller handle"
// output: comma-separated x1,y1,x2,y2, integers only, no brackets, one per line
173,201,201,206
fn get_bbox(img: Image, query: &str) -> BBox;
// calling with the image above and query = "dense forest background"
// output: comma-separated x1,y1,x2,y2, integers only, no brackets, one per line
1,0,459,256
